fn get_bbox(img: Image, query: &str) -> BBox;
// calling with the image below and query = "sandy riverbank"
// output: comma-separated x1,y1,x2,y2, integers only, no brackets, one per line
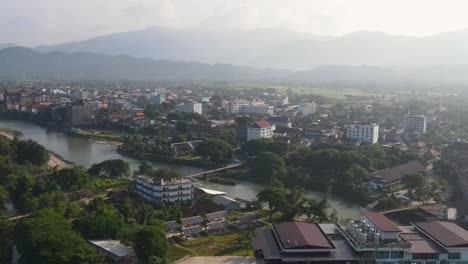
0,130,73,170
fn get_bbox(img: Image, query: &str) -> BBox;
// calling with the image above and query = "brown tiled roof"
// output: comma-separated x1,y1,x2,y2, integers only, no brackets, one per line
364,213,401,233
250,120,272,129
369,161,426,183
414,221,468,247
273,222,334,250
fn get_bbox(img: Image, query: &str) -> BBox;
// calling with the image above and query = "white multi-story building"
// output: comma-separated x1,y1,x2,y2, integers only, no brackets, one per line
299,102,317,116
154,94,166,105
135,175,193,204
242,104,274,116
346,122,379,144
176,102,202,115
229,100,250,114
403,115,427,133
247,120,274,141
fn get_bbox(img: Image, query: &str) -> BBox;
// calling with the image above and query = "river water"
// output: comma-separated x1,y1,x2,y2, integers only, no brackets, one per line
0,119,362,218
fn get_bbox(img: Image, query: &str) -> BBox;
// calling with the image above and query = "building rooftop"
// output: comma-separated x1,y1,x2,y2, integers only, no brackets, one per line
369,161,426,184
414,221,468,247
88,240,135,258
364,213,401,233
273,222,335,250
250,120,272,129
135,175,192,185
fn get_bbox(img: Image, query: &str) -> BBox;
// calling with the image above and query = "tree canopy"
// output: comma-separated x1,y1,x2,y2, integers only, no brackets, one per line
250,152,286,182
16,209,105,264
195,139,233,164
89,159,130,179
134,226,169,264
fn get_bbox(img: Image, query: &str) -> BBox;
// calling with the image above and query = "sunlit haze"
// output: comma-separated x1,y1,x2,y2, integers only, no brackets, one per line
4,0,468,46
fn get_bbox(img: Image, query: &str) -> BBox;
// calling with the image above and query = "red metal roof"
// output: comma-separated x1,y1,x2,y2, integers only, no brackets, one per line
364,213,401,233
273,222,334,250
414,221,468,247
408,240,446,254
250,120,272,129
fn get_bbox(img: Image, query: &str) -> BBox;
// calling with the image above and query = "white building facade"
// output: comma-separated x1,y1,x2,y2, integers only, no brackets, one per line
247,121,274,141
176,102,202,115
241,104,274,116
347,123,379,144
135,175,193,204
299,102,317,116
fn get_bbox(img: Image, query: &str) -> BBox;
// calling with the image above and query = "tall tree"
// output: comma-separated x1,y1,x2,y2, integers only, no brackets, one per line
16,209,105,264
134,226,169,264
250,152,286,182
195,139,233,164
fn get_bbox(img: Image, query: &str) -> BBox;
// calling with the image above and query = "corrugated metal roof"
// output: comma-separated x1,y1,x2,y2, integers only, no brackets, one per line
364,213,401,233
414,221,468,247
274,222,334,250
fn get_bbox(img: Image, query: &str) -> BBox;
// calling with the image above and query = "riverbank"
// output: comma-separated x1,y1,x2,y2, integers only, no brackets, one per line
117,149,223,169
67,129,123,145
0,129,74,170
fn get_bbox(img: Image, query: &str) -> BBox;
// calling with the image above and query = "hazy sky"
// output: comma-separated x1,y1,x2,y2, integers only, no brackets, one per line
3,0,468,46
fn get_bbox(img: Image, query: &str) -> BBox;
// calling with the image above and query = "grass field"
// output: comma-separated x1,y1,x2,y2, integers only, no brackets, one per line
276,86,391,100
174,231,253,258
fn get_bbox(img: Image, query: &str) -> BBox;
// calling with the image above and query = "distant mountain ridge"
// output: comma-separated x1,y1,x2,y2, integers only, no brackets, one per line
3,47,468,85
34,27,468,70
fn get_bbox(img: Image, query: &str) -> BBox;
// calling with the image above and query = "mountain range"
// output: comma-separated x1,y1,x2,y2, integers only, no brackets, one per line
34,27,468,70
3,46,468,85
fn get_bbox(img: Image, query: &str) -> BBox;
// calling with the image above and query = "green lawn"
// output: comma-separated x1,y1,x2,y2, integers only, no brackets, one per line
168,244,195,262
175,231,253,257
86,178,128,191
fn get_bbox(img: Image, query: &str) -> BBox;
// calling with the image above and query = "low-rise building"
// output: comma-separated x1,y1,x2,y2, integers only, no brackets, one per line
368,161,426,190
247,120,274,141
267,116,292,128
253,213,468,264
242,104,274,116
88,240,136,264
135,175,193,204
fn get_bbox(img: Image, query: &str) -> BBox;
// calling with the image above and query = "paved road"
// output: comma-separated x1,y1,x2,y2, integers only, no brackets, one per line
174,256,258,264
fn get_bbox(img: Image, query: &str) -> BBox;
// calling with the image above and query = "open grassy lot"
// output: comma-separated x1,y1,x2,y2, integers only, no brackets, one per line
174,231,253,258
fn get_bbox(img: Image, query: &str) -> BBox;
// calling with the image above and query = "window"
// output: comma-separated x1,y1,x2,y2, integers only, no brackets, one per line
448,252,461,260
375,251,389,259
391,251,404,259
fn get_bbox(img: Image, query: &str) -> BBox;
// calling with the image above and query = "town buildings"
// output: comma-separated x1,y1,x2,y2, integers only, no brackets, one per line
442,142,468,167
253,212,468,264
135,175,193,204
3,89,39,111
242,104,274,116
403,115,427,134
176,102,202,115
346,122,379,144
247,120,274,141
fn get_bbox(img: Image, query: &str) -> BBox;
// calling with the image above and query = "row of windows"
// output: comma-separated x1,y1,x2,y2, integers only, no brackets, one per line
375,251,404,259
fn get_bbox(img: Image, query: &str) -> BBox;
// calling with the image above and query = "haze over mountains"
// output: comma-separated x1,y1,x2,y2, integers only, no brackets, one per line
3,46,468,85
34,26,468,70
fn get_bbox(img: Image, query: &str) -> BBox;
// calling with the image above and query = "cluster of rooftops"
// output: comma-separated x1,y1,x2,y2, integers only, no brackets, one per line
253,212,468,263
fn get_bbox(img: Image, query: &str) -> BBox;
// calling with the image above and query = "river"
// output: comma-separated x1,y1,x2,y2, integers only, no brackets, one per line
0,119,362,218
